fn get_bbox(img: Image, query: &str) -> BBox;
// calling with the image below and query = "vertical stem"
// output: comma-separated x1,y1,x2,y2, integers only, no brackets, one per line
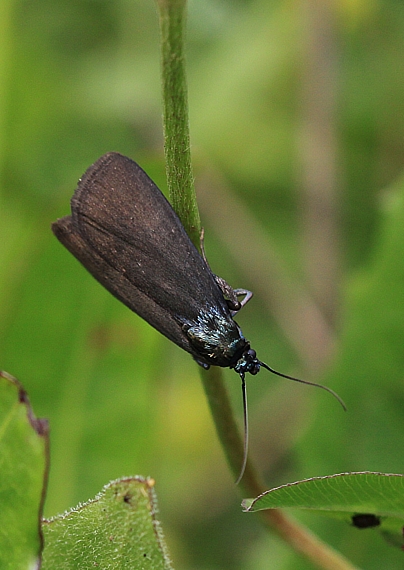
154,3,355,568
156,0,263,498
156,0,200,247
200,366,264,496
156,0,255,493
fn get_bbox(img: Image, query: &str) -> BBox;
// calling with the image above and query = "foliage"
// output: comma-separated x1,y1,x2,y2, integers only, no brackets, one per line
0,372,47,569
42,477,172,569
1,0,404,568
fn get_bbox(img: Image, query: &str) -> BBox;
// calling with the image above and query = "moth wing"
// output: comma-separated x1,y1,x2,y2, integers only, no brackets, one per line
52,152,231,355
52,216,193,352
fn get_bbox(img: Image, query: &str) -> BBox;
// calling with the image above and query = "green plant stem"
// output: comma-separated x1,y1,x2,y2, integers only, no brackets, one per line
200,367,264,495
156,0,200,247
156,2,357,569
201,368,359,570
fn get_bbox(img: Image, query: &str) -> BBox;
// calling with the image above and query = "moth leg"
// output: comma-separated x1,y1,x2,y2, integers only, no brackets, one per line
199,227,253,314
232,289,253,309
199,227,209,264
213,276,239,311
213,278,253,316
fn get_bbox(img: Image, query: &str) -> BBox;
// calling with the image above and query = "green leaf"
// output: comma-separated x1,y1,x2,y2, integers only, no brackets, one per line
243,471,404,515
0,370,49,569
243,472,404,548
42,477,173,569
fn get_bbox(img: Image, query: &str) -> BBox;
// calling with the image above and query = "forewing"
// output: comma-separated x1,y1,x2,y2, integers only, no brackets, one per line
52,153,231,355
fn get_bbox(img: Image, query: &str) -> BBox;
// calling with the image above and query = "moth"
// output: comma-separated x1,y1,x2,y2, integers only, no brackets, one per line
52,152,344,482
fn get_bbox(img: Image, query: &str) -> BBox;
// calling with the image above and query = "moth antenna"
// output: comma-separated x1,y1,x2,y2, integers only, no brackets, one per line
235,373,249,485
260,361,346,411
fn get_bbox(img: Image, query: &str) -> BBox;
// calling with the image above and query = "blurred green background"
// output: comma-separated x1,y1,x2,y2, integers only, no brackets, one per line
1,0,404,568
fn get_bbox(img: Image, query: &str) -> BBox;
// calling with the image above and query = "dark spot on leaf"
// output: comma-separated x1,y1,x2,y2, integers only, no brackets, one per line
352,513,381,528
123,492,132,504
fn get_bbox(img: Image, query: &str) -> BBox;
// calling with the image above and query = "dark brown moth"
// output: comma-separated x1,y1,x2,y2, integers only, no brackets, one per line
52,152,345,482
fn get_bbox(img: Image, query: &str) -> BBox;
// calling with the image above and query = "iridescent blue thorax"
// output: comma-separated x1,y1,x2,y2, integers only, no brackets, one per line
181,307,261,375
